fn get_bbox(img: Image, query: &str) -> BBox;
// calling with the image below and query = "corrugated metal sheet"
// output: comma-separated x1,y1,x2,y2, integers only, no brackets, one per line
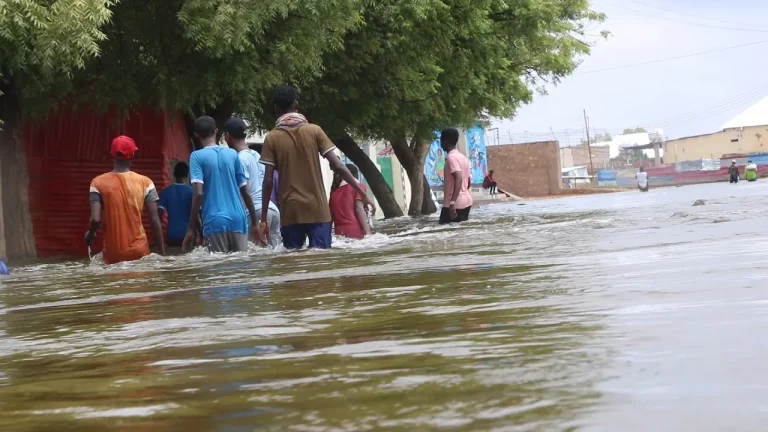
702,159,721,171
745,153,768,166
675,160,703,173
23,109,190,258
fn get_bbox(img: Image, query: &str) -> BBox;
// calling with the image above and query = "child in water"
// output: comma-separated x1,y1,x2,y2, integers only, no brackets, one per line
329,164,372,239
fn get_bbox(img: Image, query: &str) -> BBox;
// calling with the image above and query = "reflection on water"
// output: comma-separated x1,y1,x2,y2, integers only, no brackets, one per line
2,182,768,430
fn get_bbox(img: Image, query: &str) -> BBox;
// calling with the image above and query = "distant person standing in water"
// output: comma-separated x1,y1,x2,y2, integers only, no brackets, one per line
745,160,758,182
330,164,372,239
636,167,649,192
0,258,8,276
183,116,259,253
224,118,282,247
86,135,165,264
729,160,740,184
158,162,194,248
439,128,473,224
259,85,375,249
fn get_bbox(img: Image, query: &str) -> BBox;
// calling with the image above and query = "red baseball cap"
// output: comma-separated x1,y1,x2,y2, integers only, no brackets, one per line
111,135,138,159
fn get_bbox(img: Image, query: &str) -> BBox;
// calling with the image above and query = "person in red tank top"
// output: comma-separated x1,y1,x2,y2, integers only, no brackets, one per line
329,164,372,239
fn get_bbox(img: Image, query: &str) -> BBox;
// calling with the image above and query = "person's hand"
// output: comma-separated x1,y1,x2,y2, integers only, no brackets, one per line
182,229,196,253
85,231,96,246
362,196,376,216
450,203,457,220
258,222,270,246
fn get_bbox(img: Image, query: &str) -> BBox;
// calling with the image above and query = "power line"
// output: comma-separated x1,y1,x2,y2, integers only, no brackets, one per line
620,0,768,30
576,39,768,74
595,0,768,33
499,81,768,140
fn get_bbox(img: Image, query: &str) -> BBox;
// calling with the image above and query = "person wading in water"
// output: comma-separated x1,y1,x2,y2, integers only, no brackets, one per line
330,164,372,240
258,86,375,249
86,135,166,264
439,128,473,224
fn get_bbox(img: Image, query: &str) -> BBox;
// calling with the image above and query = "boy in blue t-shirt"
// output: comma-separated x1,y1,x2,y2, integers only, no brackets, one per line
183,116,259,253
158,162,194,247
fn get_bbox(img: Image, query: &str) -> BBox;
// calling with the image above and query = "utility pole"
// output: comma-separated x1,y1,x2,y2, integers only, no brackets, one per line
583,109,595,185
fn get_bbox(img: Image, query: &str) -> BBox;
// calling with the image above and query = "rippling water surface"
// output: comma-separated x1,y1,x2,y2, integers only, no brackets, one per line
2,182,768,431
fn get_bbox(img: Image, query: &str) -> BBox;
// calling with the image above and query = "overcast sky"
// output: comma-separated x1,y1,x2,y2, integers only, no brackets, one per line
491,0,768,146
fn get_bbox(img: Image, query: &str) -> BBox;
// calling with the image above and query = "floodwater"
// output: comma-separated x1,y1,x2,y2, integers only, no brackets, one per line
2,181,768,431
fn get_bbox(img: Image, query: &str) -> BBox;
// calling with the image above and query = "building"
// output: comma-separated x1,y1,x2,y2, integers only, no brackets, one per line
560,144,610,170
665,95,768,163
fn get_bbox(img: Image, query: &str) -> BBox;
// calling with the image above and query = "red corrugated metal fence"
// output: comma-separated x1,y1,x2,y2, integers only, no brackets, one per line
24,109,191,258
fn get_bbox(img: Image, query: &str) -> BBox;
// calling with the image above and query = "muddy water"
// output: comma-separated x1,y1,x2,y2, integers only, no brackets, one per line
2,182,768,431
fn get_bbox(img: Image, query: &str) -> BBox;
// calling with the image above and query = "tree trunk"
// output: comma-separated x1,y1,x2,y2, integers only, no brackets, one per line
333,134,404,218
407,159,426,217
390,135,436,216
0,86,37,262
420,175,437,215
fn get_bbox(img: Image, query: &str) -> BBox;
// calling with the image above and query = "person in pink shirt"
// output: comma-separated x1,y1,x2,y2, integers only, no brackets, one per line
439,128,473,224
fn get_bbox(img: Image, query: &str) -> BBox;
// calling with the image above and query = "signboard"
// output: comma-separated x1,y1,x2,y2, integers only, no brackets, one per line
465,125,488,185
425,132,446,187
424,125,489,187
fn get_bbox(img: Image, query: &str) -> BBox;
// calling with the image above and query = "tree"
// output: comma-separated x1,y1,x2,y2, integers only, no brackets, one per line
581,132,612,145
303,0,604,216
622,127,647,134
0,0,116,260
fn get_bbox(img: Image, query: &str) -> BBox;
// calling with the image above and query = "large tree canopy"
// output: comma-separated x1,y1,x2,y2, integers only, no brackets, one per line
303,0,604,215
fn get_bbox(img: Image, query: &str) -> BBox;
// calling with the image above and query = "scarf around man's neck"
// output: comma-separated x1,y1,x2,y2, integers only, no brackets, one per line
275,113,308,130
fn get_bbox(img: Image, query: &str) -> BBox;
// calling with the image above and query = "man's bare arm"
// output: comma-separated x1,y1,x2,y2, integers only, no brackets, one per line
85,200,102,246
240,186,259,229
146,200,166,256
355,200,372,235
325,151,376,213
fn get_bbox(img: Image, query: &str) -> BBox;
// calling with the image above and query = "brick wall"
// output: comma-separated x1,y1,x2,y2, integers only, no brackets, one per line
487,141,562,197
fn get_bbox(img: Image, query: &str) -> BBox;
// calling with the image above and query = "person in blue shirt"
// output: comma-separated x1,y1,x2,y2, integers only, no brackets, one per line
224,118,282,247
182,116,259,253
0,258,8,276
158,162,194,248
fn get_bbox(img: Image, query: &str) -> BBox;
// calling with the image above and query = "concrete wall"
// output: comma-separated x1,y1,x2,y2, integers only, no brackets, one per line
560,145,610,169
665,126,768,163
559,147,575,169
488,141,562,197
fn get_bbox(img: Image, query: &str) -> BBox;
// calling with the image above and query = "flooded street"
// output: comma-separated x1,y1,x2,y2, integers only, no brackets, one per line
2,182,768,431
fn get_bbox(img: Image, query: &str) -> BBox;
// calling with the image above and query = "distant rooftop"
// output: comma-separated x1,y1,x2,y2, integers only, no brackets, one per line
721,95,768,130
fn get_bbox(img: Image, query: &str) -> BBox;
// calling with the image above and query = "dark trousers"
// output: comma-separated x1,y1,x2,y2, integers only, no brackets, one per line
730,175,739,184
281,223,332,249
439,206,471,224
